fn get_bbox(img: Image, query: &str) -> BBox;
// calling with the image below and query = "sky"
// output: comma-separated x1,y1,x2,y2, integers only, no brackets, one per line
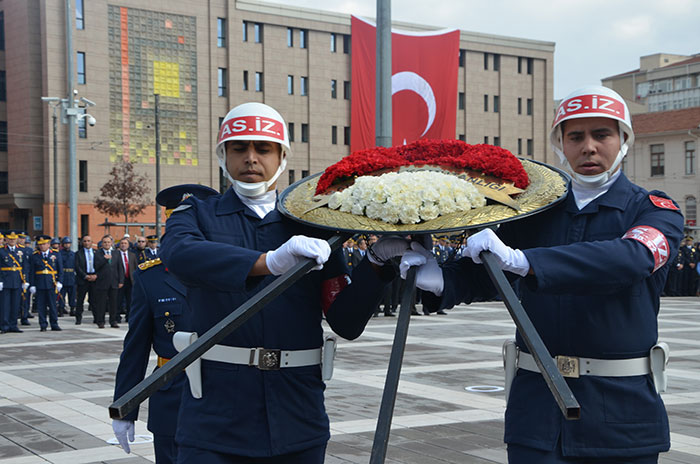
267,0,700,100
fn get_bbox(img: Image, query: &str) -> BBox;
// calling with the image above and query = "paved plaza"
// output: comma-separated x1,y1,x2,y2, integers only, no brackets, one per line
1,297,699,463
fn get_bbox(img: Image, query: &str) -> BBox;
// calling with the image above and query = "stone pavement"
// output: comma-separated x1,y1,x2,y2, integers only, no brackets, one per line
1,297,699,463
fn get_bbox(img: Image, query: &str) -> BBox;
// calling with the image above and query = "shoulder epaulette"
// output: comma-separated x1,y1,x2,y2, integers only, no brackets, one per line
138,258,162,271
33,250,39,254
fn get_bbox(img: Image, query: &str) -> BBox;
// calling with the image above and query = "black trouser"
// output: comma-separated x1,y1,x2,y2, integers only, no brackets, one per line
93,287,118,325
117,278,132,319
76,280,95,321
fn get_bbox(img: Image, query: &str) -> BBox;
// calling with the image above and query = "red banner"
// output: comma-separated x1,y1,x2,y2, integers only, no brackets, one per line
351,16,460,152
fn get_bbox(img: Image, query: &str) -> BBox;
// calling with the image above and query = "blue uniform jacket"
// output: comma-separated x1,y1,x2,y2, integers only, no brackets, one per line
429,174,683,458
1,246,29,288
29,250,64,290
59,249,76,286
113,260,189,436
159,188,392,457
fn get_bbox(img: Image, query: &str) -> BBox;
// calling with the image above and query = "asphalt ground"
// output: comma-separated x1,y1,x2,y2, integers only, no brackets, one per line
1,297,699,463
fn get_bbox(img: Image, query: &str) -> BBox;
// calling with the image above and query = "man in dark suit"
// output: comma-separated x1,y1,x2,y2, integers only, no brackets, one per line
93,235,124,328
75,235,102,325
116,236,137,323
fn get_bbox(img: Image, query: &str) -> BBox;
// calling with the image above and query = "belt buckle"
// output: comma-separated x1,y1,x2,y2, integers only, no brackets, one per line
556,355,580,378
257,349,281,370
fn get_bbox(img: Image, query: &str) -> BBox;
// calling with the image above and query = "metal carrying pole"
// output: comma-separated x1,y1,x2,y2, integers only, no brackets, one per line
109,233,348,419
154,94,161,238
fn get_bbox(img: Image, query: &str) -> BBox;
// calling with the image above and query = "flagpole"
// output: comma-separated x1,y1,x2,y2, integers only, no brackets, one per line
376,0,391,148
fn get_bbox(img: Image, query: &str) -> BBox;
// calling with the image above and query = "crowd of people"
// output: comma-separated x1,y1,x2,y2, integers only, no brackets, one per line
0,231,163,333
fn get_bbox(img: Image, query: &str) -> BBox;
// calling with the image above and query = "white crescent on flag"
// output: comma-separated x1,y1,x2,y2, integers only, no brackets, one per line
391,71,436,137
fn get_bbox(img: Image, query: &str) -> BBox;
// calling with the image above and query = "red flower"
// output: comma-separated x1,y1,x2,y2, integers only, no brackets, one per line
315,139,529,194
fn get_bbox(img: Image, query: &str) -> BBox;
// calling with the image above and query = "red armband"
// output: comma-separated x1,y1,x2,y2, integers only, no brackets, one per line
622,226,669,272
321,274,351,315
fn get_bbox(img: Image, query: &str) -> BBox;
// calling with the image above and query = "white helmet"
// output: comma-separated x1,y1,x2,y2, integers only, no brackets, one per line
216,102,292,197
550,85,634,187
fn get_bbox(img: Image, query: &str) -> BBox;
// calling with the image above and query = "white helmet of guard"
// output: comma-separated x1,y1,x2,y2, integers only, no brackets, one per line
216,102,292,197
550,85,634,187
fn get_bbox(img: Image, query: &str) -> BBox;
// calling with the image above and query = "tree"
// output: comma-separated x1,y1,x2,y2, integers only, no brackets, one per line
94,160,151,233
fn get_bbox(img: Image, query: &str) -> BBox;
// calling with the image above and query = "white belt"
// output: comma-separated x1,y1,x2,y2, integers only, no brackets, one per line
201,344,321,370
517,351,650,378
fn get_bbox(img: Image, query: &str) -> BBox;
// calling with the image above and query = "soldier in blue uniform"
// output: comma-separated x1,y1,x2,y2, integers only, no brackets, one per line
159,102,404,463
29,235,64,331
406,86,684,463
58,237,77,316
1,231,30,332
18,233,34,322
112,184,219,464
144,235,159,260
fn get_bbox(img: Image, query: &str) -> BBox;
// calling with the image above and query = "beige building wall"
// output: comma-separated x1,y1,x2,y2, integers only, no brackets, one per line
0,0,554,238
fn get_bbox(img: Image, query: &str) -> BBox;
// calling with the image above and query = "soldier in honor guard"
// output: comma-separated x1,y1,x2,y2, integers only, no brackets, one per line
112,184,218,463
29,235,64,331
1,231,30,332
144,235,159,260
680,236,698,296
58,237,77,316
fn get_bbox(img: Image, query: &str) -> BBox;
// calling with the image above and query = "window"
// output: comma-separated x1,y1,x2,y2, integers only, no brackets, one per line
79,160,88,192
686,196,697,226
343,80,351,100
459,49,465,67
288,122,295,142
483,53,488,70
518,138,522,155
0,121,6,152
344,126,350,145
527,139,533,157
287,75,294,95
331,126,337,144
288,170,296,185
483,94,488,112
243,70,248,91
217,18,226,47
518,97,522,114
484,136,489,144
76,0,84,30
219,169,228,193
651,144,664,176
527,58,533,75
242,21,248,42
301,76,308,96
518,57,522,74
301,123,309,142
493,54,500,71
254,23,263,43
330,33,337,52
287,27,293,47
0,13,4,52
458,92,465,110
458,134,465,141
0,71,5,102
302,170,309,178
80,215,90,237
0,171,7,194
300,29,308,49
255,72,263,92
218,68,227,96
343,34,350,54
78,109,87,138
686,141,696,175
494,95,500,113
526,98,533,116
219,117,225,128
77,52,86,84
494,136,500,146
331,79,337,99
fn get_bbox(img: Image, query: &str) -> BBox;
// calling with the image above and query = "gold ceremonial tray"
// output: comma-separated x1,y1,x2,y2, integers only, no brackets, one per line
278,158,570,234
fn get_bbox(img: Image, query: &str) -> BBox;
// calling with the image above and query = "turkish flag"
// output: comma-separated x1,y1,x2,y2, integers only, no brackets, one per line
351,16,460,151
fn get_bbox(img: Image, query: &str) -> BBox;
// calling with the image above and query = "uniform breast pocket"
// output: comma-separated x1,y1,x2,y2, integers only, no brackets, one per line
153,301,183,331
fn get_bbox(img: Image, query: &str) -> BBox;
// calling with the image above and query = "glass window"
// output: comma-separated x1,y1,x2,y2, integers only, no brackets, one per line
651,144,665,176
493,54,500,71
343,34,350,54
527,58,533,75
301,123,309,142
458,49,465,67
255,72,263,92
526,98,533,116
518,138,522,155
79,160,88,192
254,23,263,43
0,12,5,51
300,29,307,49
287,27,293,47
330,33,336,52
78,108,87,138
217,18,226,47
686,196,697,225
518,57,522,74
243,70,248,91
686,140,696,175
458,134,465,141
344,126,350,145
287,75,294,95
218,68,227,96
494,136,500,146
288,122,295,142
331,125,337,144
527,139,533,157
483,53,488,70
219,168,228,193
331,79,337,99
484,136,489,144
0,70,5,102
302,170,309,178
458,92,465,110
483,94,488,112
288,170,296,185
301,76,308,96
77,51,86,84
242,21,248,42
0,171,7,194
0,121,6,152
494,95,500,113
76,0,84,30
518,97,522,114
80,215,89,237
344,80,351,100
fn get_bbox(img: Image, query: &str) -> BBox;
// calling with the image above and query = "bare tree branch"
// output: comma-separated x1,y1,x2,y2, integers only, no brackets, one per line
94,161,152,226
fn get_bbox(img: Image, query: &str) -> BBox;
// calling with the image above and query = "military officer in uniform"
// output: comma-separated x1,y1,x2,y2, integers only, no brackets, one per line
16,232,33,322
1,231,30,331
144,235,159,260
159,102,403,463
29,235,64,331
59,237,77,316
408,86,683,463
113,184,219,463
680,236,698,296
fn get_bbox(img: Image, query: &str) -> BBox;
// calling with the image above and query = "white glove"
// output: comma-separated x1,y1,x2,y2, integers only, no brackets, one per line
464,229,530,277
29,286,36,294
22,282,29,291
400,242,444,296
0,282,3,291
56,282,63,292
368,236,411,266
111,419,135,453
265,235,331,276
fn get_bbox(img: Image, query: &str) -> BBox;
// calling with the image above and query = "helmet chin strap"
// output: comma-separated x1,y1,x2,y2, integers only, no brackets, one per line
232,157,288,198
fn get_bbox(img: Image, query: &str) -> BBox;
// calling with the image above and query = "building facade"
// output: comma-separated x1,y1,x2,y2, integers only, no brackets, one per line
0,0,554,239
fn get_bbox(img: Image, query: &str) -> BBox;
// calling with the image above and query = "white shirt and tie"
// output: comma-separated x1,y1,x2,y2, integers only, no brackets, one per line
84,247,94,273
